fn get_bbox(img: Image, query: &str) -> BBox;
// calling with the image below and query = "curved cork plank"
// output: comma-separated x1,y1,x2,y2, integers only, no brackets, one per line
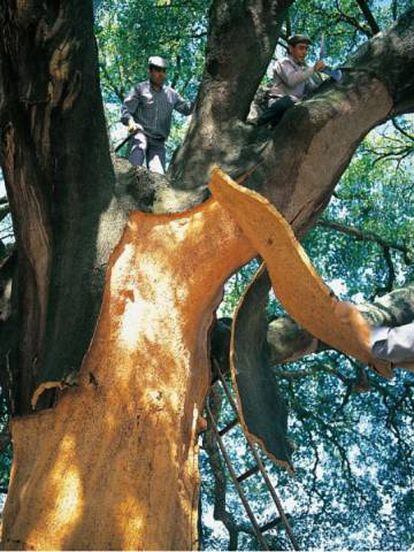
230,264,294,470
209,167,393,379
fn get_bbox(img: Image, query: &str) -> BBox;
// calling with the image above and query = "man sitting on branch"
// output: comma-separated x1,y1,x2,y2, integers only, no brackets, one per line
256,34,326,127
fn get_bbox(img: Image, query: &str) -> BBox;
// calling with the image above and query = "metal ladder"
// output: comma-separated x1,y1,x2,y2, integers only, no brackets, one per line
205,362,300,551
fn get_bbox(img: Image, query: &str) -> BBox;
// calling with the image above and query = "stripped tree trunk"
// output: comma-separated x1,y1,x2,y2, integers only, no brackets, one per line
2,200,253,550
0,0,413,549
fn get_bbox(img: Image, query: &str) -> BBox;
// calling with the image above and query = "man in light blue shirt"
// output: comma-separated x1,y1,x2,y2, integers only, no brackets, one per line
121,56,193,174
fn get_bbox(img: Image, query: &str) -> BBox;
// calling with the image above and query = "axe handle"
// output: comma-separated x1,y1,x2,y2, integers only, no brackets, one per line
114,129,139,153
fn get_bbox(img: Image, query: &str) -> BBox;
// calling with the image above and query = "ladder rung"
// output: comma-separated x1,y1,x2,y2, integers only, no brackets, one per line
206,403,270,550
260,518,280,533
237,465,259,482
218,417,239,436
210,365,300,550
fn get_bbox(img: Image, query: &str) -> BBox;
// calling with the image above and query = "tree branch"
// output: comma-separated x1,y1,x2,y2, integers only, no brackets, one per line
99,61,125,102
171,7,414,253
392,118,414,141
169,0,294,186
354,0,381,35
318,219,411,259
212,282,414,368
269,282,414,364
392,0,398,21
335,0,373,38
201,0,293,121
0,203,9,224
376,246,396,297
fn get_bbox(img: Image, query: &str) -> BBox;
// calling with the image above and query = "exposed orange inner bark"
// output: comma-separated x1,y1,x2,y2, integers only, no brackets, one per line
2,197,253,551
209,168,392,379
3,168,393,550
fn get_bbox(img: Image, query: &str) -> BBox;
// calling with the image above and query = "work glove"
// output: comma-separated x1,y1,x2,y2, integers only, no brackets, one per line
128,120,143,134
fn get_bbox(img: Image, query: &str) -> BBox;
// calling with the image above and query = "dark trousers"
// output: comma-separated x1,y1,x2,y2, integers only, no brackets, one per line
257,96,295,127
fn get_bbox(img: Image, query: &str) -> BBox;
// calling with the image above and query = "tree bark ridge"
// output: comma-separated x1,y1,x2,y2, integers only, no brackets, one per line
0,1,119,413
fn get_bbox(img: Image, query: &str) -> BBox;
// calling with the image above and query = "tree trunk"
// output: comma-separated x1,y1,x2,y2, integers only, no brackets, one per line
0,0,121,415
2,197,253,550
0,0,414,549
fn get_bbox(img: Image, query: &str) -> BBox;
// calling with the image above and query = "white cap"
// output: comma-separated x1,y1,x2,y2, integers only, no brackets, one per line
148,56,168,69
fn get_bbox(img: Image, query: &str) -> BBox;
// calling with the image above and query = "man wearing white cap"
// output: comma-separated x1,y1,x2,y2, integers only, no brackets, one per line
121,56,193,174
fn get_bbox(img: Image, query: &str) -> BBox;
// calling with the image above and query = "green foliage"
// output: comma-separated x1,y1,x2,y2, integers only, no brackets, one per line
95,0,209,154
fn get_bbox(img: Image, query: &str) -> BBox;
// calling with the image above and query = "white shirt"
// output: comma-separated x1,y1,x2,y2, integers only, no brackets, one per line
371,322,414,366
269,55,322,102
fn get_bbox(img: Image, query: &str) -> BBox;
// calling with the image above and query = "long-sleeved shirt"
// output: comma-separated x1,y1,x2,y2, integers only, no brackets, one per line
121,80,192,141
269,56,322,102
371,322,414,368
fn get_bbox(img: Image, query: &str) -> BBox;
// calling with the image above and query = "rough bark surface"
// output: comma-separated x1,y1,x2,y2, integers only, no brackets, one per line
211,283,414,374
229,264,293,469
0,1,123,413
171,9,414,238
267,282,414,364
2,198,253,550
170,0,294,188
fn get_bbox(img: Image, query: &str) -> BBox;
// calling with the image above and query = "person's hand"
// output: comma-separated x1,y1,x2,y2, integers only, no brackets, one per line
128,120,142,134
314,60,327,72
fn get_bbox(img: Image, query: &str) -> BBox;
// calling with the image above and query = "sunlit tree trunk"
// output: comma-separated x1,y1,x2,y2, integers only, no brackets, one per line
0,0,413,549
2,198,253,550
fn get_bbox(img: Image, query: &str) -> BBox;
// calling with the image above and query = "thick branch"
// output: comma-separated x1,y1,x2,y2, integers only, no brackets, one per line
200,0,293,122
246,9,414,236
171,7,414,241
267,282,414,364
212,282,414,366
169,0,294,186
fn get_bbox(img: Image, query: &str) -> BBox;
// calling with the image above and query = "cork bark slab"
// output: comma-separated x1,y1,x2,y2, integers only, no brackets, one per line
2,198,253,551
210,168,392,379
230,264,294,469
